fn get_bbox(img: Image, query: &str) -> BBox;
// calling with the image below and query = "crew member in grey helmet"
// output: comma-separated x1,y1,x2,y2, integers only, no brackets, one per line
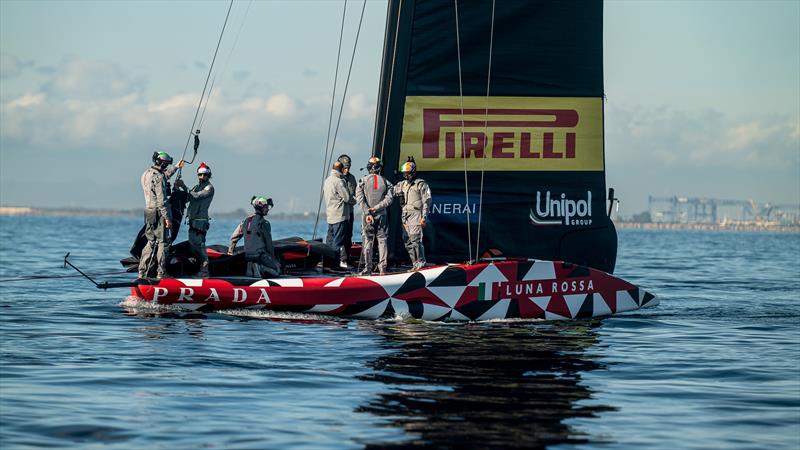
392,157,432,271
228,196,281,278
138,151,185,279
356,156,393,275
175,162,215,277
337,154,357,260
324,160,356,269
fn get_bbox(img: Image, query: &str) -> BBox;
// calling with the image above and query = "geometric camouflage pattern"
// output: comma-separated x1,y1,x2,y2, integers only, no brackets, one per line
132,259,658,321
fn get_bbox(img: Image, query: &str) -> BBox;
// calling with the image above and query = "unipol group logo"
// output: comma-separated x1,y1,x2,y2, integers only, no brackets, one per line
530,190,593,226
400,96,604,172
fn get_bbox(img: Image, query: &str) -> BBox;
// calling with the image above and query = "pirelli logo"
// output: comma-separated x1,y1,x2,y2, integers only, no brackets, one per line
400,96,604,171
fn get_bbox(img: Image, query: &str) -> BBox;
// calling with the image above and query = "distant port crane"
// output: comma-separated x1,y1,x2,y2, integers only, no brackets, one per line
648,196,799,224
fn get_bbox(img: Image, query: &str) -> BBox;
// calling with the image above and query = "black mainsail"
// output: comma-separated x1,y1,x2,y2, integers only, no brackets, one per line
373,0,617,273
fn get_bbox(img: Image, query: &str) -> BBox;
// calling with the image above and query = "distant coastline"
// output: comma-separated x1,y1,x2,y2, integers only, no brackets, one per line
613,221,799,233
2,206,797,232
0,206,319,221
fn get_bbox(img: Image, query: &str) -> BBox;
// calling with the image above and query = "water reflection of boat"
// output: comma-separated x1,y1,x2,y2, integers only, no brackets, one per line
356,321,613,448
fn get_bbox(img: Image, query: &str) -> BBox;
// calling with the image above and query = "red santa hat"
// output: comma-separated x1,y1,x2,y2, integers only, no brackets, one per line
197,162,212,175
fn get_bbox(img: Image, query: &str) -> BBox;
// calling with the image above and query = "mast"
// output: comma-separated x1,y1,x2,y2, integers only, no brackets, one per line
372,0,617,273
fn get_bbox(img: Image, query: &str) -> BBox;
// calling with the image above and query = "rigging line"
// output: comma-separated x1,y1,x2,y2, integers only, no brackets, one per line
325,0,368,172
178,0,234,177
198,0,254,132
474,0,495,260
0,271,130,283
453,0,473,263
312,0,349,240
377,0,403,161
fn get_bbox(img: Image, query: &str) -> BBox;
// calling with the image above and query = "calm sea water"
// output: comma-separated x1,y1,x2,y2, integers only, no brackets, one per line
0,216,798,449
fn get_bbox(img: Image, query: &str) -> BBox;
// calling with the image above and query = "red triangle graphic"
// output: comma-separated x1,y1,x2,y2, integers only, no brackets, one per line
519,297,546,319
546,294,571,318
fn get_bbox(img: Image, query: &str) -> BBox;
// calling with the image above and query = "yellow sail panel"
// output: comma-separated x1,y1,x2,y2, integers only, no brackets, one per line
400,96,604,171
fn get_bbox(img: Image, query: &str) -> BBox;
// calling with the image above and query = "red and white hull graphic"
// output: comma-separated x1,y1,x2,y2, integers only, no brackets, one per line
131,259,657,321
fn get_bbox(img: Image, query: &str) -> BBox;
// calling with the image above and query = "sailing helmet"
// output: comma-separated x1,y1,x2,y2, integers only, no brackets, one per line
152,151,173,169
337,154,352,169
400,160,416,180
251,196,273,215
367,156,382,174
197,162,212,178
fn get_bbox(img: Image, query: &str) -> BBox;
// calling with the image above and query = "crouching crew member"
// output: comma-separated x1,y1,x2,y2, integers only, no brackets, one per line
324,160,356,269
138,151,184,279
176,162,215,277
393,158,432,271
356,156,393,275
228,196,281,278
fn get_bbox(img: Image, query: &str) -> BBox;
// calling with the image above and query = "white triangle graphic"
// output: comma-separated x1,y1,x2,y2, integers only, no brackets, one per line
544,311,570,321
531,296,551,312
427,286,467,308
449,309,471,321
420,304,452,321
477,299,511,321
523,260,556,281
362,272,415,297
419,265,449,285
323,278,345,288
468,263,508,287
351,300,390,319
616,291,639,313
307,304,342,313
564,294,587,319
593,293,612,317
390,299,409,317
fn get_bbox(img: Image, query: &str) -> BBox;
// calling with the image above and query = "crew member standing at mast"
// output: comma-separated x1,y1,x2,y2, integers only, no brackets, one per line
324,160,356,269
356,156,393,275
393,158,432,271
337,154,357,261
138,151,185,279
176,162,215,277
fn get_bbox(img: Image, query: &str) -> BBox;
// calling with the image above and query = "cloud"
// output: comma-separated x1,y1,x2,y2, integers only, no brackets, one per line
265,94,297,117
7,93,46,109
40,56,146,100
0,53,34,78
605,104,799,171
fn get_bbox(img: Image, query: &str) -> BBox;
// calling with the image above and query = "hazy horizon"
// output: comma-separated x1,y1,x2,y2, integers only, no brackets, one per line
1,0,798,217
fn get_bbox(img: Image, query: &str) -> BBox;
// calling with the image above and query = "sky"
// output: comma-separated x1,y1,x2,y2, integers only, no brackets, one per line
1,0,798,216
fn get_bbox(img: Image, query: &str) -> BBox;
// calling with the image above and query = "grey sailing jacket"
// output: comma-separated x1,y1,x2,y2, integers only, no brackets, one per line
324,169,355,224
186,180,215,220
141,165,178,218
356,174,394,217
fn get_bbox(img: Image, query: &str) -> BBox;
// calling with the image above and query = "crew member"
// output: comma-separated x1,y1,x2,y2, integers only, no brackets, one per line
393,158,432,271
356,156,393,275
228,196,280,278
324,160,356,269
176,162,215,277
337,154,357,259
138,151,185,279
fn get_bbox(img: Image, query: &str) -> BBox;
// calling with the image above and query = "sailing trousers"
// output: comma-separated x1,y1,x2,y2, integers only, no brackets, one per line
326,220,348,263
188,219,209,276
138,208,169,278
245,252,280,278
402,211,425,270
343,211,354,259
361,215,388,273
